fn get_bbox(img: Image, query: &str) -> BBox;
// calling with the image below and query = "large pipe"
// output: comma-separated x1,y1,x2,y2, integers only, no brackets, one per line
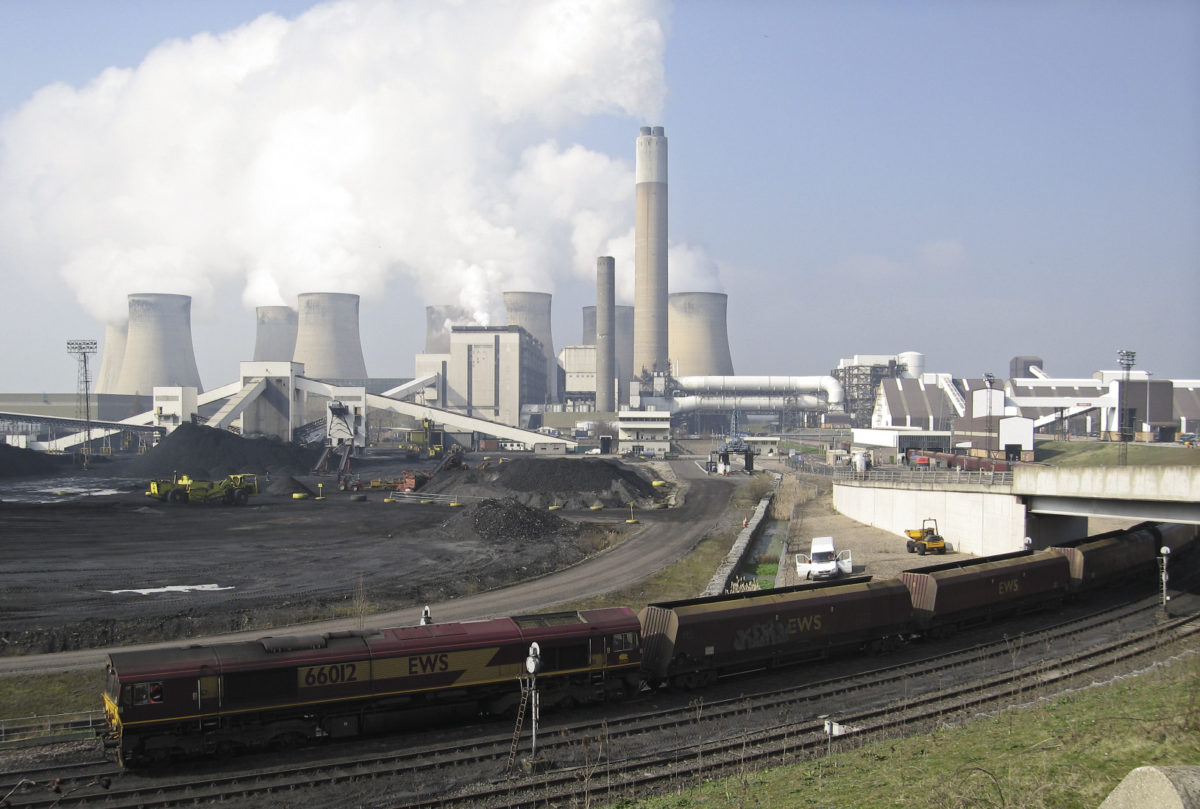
292,292,368,380
253,305,298,362
674,375,845,406
114,293,203,395
634,125,668,375
95,320,127,395
671,394,824,413
668,291,734,377
596,257,616,412
503,291,557,403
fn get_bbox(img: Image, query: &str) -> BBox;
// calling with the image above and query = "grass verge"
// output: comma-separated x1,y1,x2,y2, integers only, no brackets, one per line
612,651,1200,809
1035,439,1200,466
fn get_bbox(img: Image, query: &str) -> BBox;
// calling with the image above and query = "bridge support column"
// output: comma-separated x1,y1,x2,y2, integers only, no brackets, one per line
1023,513,1088,549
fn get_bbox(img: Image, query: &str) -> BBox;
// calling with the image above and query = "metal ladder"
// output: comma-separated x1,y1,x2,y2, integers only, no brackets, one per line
504,678,531,776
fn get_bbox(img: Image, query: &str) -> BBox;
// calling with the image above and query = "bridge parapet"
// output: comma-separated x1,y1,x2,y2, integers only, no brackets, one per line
1013,466,1200,503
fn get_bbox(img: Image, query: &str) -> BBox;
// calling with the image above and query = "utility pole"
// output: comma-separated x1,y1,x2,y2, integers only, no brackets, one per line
66,339,98,468
1117,350,1135,466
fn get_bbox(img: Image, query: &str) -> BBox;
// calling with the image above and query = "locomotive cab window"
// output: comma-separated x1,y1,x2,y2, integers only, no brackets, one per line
611,632,636,653
132,682,164,705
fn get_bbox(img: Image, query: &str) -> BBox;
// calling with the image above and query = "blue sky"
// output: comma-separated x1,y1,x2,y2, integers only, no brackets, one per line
1,0,1197,394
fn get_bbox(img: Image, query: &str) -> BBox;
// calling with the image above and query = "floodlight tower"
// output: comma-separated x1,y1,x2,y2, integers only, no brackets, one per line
1117,349,1135,466
67,339,98,465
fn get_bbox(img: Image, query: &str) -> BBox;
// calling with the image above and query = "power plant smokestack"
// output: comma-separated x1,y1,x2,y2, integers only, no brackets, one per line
292,292,368,380
668,292,734,377
503,291,557,403
634,125,668,376
114,293,203,395
95,319,127,395
253,305,298,362
425,305,473,354
596,257,616,412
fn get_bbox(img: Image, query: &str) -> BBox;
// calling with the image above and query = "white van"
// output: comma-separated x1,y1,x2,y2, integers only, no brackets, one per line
796,536,853,581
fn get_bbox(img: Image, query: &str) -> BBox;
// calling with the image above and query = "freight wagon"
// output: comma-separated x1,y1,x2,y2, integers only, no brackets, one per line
639,577,914,689
899,551,1070,636
1048,521,1197,594
102,608,641,766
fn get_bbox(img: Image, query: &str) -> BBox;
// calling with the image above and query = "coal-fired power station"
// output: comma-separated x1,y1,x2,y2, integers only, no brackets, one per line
634,125,668,376
113,293,204,396
292,292,368,380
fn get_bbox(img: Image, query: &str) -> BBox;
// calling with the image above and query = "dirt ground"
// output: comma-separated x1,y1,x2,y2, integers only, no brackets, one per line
0,427,673,657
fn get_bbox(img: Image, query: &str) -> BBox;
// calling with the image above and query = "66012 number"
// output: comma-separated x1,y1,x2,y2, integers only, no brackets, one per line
299,662,360,687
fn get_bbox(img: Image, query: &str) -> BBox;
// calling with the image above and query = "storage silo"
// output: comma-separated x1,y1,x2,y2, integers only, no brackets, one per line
425,305,473,354
503,291,557,403
596,257,616,413
292,292,368,380
114,293,204,395
95,320,127,395
898,351,925,379
668,292,734,377
253,305,298,362
634,125,668,375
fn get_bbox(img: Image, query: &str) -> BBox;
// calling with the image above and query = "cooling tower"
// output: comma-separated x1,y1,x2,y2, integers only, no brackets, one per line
253,306,298,362
668,292,735,377
114,293,203,395
292,292,368,380
634,125,668,375
582,306,596,345
596,257,616,412
425,305,473,354
95,320,127,395
503,291,557,403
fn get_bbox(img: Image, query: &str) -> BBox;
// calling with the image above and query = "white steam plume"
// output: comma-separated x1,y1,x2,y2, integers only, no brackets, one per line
0,0,670,326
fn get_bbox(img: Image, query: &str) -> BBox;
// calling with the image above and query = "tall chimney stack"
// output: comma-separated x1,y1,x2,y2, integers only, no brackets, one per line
634,125,668,376
114,293,203,395
595,257,616,412
292,292,368,380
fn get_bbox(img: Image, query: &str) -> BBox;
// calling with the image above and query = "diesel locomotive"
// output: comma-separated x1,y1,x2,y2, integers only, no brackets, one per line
101,521,1194,766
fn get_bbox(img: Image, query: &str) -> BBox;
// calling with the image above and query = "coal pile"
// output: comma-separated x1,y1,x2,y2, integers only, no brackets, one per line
0,444,72,478
422,457,664,509
459,497,577,543
130,423,321,479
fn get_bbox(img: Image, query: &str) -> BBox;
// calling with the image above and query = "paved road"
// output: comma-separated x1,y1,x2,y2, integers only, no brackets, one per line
0,460,738,677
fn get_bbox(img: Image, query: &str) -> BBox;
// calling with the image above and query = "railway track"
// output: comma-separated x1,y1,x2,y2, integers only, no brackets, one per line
1,595,1191,808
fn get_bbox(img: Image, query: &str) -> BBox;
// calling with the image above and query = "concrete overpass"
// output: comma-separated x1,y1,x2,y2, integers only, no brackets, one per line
832,465,1200,556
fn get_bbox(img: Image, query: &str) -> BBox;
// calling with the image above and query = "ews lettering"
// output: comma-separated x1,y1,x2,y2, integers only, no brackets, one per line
408,653,450,675
998,578,1020,596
